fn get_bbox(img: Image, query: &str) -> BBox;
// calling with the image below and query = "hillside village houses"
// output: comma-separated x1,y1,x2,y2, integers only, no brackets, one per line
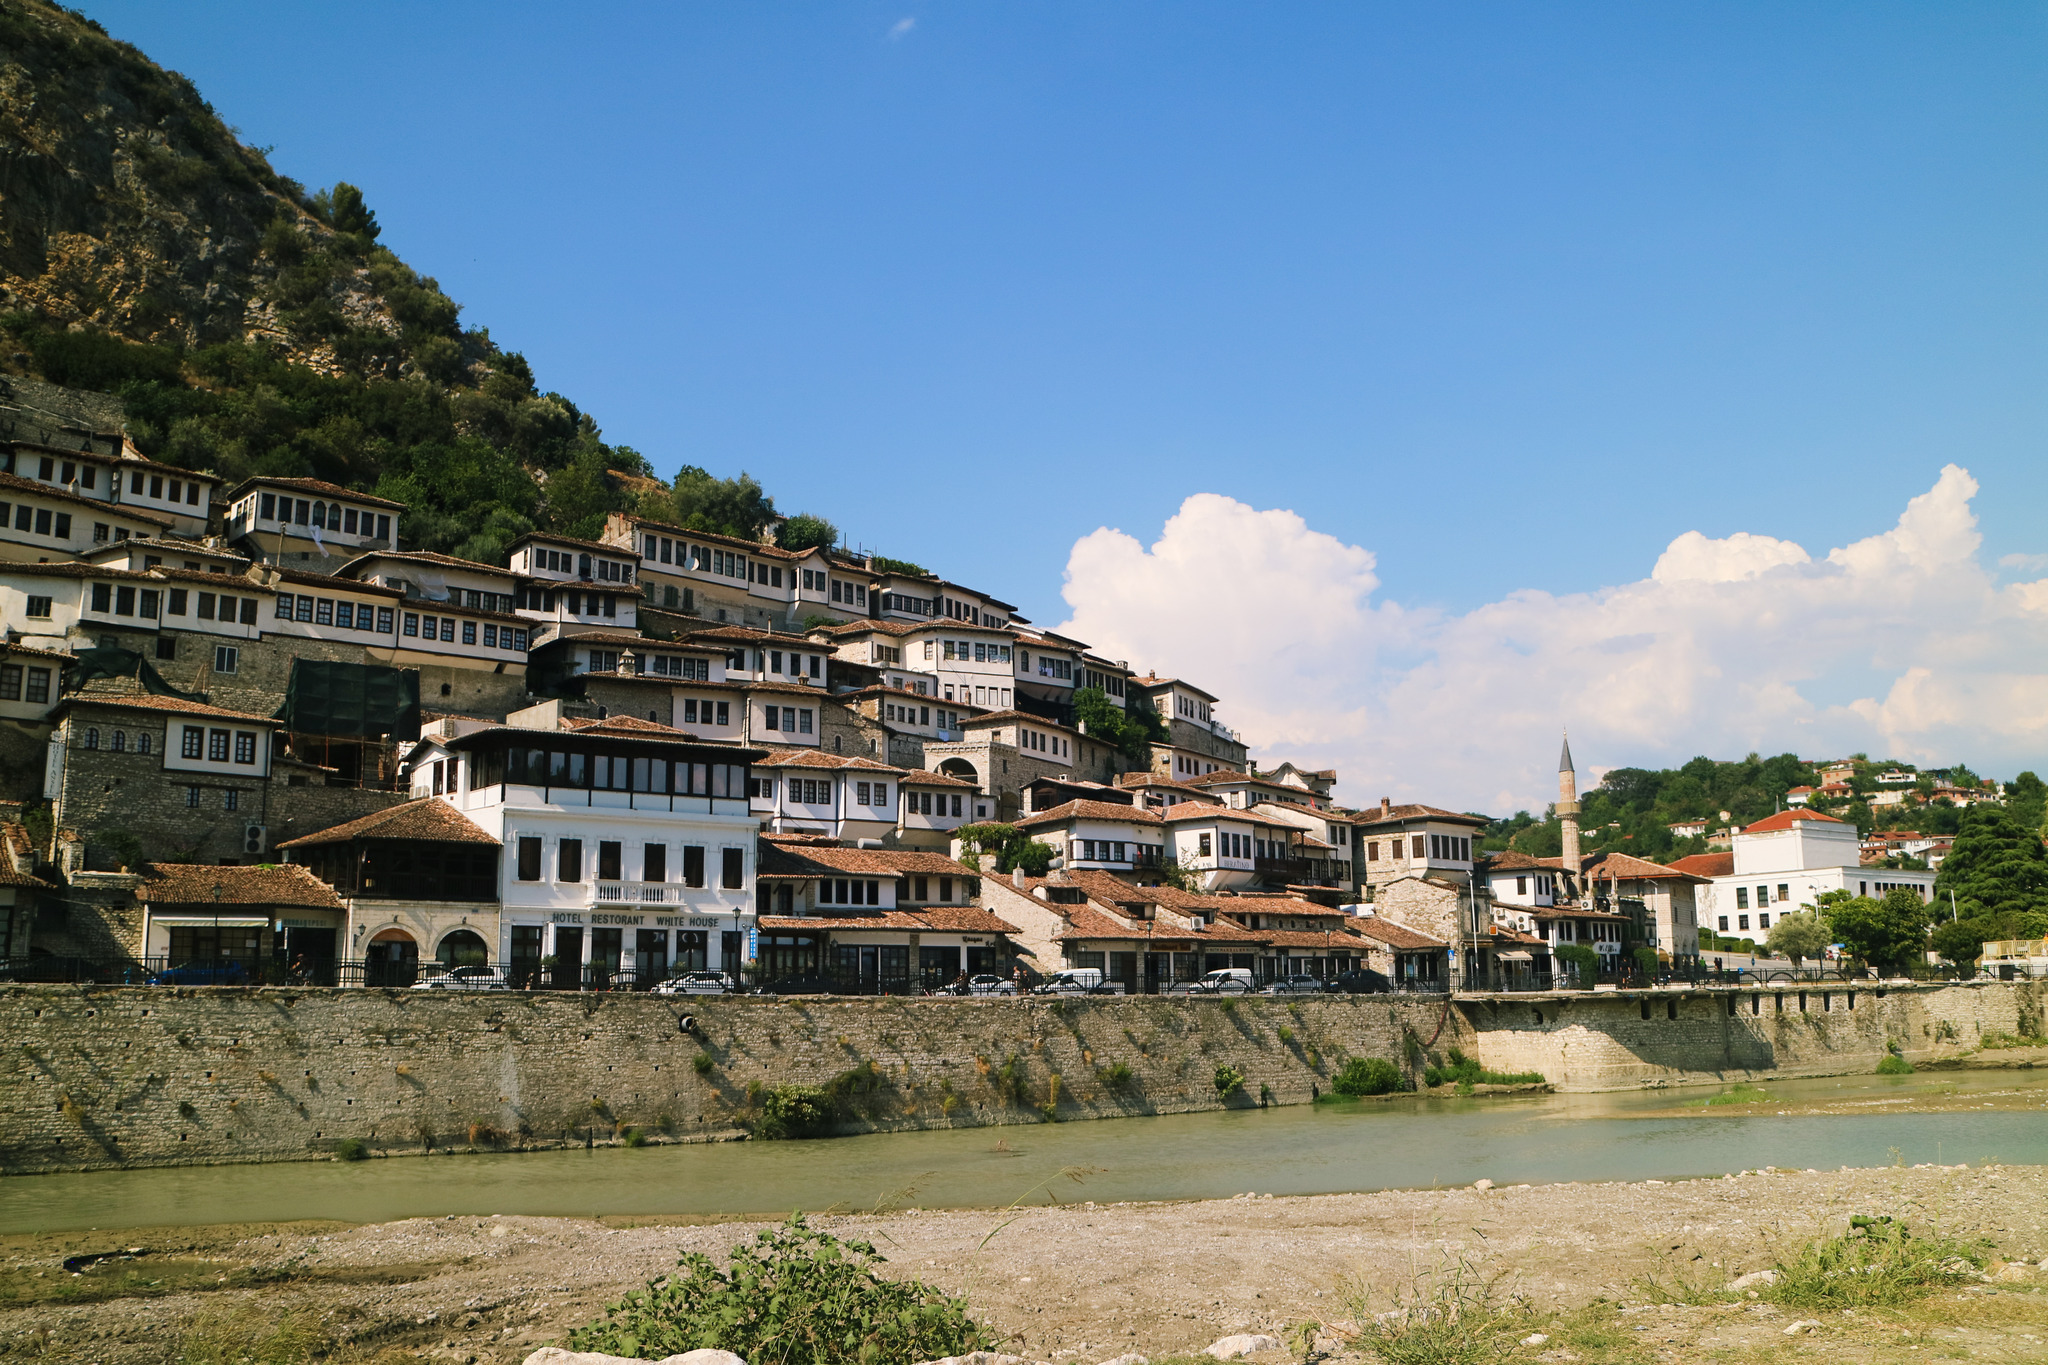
0,378,1989,992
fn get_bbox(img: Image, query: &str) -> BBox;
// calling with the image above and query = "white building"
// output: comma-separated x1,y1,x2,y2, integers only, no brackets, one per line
1703,808,1935,947
401,709,765,984
224,477,401,569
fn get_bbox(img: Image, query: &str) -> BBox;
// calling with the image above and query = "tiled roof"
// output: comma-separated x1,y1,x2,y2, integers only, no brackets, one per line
1352,803,1491,830
2,642,72,662
901,769,979,788
1483,850,1554,871
1349,915,1449,950
1740,808,1847,834
1013,799,1166,830
1668,852,1734,878
336,549,516,578
139,862,343,910
276,798,498,848
564,715,700,739
756,748,903,773
757,907,1017,934
508,529,642,556
86,534,247,559
757,838,978,880
0,471,177,525
1526,906,1633,922
1583,852,1709,884
271,567,403,596
226,476,407,509
55,692,279,725
1156,802,1304,829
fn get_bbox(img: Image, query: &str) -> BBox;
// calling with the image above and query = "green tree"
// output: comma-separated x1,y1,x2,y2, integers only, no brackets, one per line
313,181,380,241
1072,686,1167,764
1930,917,2000,965
2008,771,2048,835
777,513,838,553
1826,888,1932,970
1934,804,2048,924
1766,909,1831,966
953,823,1053,877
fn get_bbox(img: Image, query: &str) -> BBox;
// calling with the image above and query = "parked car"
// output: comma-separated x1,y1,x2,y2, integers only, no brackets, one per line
1193,968,1255,995
1265,973,1332,996
956,974,1019,996
411,964,508,992
651,971,744,996
148,960,251,986
754,974,836,996
1032,968,1105,995
1331,969,1392,995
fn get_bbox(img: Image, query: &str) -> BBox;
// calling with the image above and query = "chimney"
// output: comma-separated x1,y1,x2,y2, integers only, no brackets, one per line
1012,867,1026,889
1380,797,1391,818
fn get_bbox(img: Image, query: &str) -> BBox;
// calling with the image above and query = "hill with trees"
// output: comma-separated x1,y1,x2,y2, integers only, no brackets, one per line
0,1,884,569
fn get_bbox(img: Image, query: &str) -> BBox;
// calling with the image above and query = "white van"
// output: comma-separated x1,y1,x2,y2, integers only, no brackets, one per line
1197,968,1254,995
1033,968,1109,995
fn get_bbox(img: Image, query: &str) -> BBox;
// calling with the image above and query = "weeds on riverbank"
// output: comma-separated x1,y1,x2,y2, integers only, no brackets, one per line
1422,1048,1545,1089
1694,1083,1773,1107
570,1215,991,1365
1334,1255,1524,1364
1331,1057,1406,1096
1765,1216,1983,1309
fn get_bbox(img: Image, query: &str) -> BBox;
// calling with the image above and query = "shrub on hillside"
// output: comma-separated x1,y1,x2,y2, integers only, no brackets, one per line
568,1215,991,1364
1331,1057,1405,1096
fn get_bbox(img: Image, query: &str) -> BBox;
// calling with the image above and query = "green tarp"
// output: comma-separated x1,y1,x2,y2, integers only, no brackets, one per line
274,660,420,741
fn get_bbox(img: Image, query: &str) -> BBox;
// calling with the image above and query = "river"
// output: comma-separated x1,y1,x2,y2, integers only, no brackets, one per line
5,1069,2045,1234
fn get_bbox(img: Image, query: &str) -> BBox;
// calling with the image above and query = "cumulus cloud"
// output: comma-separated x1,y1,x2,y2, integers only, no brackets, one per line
1056,465,2048,814
888,16,916,40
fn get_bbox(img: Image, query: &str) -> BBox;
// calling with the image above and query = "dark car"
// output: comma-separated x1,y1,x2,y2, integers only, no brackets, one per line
148,960,251,986
754,974,836,996
1331,969,1392,995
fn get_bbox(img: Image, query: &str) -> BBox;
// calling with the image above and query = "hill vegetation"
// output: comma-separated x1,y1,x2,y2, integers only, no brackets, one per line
0,1,855,565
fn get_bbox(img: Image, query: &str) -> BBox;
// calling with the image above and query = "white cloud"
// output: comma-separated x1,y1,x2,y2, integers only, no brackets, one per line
888,16,916,40
1056,465,2048,814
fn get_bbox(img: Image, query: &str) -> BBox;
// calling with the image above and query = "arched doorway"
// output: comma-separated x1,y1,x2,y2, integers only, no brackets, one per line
436,929,489,967
365,928,418,988
937,758,978,785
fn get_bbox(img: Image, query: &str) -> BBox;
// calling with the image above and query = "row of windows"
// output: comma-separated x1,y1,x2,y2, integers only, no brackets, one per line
178,725,260,764
132,470,203,507
277,594,396,634
881,591,934,617
817,877,882,905
1428,833,1473,862
514,836,745,888
74,726,154,753
1732,883,1792,910
831,580,869,607
906,790,963,817
1019,728,1069,758
1082,668,1126,697
761,705,815,734
950,684,1010,709
1030,653,1074,680
0,664,52,704
401,612,527,650
253,493,389,539
476,748,751,798
89,582,261,626
1720,914,1772,932
1199,831,1253,860
679,698,730,727
1073,839,1163,865
1171,754,1219,775
27,456,98,490
1,502,72,540
643,654,710,679
930,639,1013,664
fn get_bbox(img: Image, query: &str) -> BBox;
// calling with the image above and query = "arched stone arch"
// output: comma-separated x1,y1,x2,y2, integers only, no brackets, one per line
435,928,490,966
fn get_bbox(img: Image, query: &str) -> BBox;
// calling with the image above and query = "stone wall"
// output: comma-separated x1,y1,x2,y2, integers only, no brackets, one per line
1464,979,2048,1088
2,980,2039,1175
0,986,1458,1172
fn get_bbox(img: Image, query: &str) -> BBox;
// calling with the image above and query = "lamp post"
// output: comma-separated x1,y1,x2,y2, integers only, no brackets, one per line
212,881,223,978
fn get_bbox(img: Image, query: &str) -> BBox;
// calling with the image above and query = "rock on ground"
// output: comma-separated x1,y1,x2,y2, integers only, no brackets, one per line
1203,1335,1283,1359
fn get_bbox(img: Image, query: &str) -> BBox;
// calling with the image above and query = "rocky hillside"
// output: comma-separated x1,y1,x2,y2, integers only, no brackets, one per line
0,0,776,558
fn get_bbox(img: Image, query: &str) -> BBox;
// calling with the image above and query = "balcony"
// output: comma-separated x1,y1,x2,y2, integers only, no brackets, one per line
591,880,696,905
1256,856,1312,880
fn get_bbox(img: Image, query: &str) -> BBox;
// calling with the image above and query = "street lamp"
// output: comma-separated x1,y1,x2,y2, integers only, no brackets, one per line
212,881,223,978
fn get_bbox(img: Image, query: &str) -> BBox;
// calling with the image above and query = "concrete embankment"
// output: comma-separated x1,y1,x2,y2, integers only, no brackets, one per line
2,979,2039,1173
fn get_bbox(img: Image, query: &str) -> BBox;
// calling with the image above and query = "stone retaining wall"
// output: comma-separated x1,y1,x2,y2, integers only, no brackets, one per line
2,980,2039,1174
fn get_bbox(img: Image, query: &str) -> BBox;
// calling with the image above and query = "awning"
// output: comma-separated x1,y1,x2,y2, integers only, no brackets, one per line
148,915,271,928
1497,950,1534,962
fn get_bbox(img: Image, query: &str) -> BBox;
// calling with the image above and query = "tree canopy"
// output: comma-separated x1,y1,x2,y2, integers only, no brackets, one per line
1765,909,1830,965
1821,888,1931,970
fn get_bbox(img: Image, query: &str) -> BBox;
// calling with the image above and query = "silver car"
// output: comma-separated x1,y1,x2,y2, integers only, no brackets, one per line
411,964,508,992
651,971,743,996
1265,974,1329,996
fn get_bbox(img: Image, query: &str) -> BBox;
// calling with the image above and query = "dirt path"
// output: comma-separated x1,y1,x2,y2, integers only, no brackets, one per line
3,1164,2045,1364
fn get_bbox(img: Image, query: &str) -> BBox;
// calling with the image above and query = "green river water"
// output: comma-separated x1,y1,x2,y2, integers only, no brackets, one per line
5,1070,2046,1234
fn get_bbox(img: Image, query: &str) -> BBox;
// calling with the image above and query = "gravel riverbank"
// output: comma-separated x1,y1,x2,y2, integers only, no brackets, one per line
4,1163,2046,1364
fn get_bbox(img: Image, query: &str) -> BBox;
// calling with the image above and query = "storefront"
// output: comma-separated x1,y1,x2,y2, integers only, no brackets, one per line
506,908,744,989
136,863,346,982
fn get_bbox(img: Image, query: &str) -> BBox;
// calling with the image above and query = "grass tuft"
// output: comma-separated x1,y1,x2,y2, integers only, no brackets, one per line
1765,1216,1981,1310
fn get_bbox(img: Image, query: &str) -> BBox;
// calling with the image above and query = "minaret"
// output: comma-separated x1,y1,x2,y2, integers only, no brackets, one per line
1558,731,1581,889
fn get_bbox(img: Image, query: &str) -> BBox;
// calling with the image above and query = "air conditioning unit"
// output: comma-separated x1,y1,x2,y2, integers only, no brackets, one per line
244,824,268,856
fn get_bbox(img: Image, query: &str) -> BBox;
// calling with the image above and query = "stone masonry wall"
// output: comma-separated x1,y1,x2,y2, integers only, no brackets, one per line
2,980,2038,1175
0,987,1464,1173
1465,979,2048,1088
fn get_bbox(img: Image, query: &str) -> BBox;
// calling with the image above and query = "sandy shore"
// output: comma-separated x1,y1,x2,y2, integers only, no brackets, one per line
4,1162,2046,1364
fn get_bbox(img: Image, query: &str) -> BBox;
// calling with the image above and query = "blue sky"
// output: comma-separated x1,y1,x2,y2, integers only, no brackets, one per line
80,2,2047,632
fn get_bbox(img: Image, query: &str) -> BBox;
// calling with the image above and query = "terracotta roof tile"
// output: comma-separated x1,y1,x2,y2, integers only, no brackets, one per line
1353,803,1491,829
276,798,497,849
139,862,343,910
1740,808,1847,834
1667,852,1734,878
1013,799,1166,830
757,838,977,880
757,907,1017,933
1349,916,1449,950
227,476,407,510
756,748,904,774
55,693,280,725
